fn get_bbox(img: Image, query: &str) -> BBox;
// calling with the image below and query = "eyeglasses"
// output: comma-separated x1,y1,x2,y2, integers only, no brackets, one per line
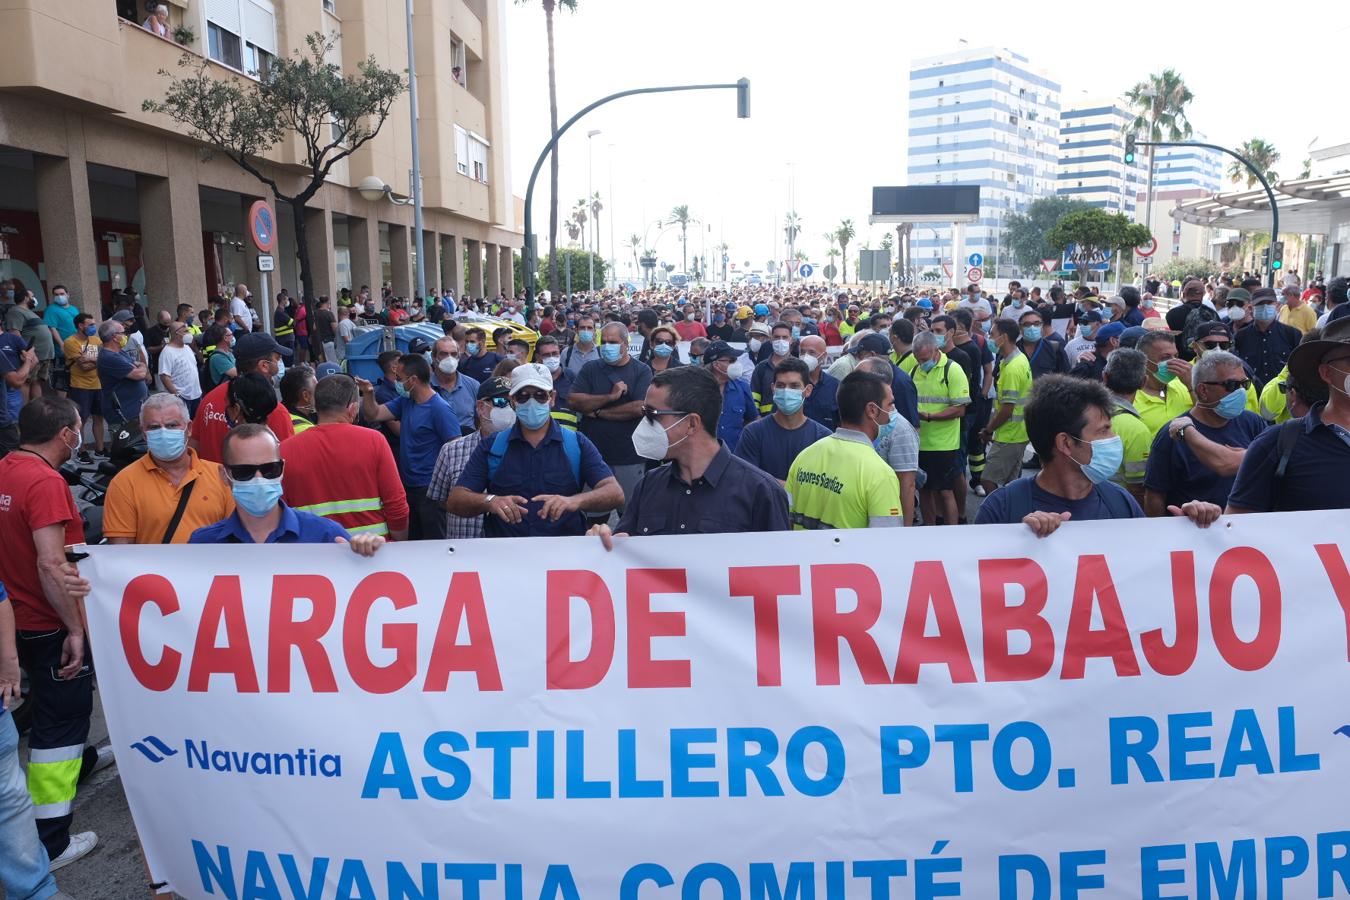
654,340,677,347
1202,379,1251,393
1199,342,1231,352
641,406,688,424
485,396,511,408
513,390,551,404
225,460,285,481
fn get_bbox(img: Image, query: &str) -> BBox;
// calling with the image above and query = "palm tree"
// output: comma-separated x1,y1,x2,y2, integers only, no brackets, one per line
1229,139,1280,188
515,0,578,296
826,248,840,284
1125,69,1194,234
1299,158,1313,180
715,241,729,281
667,205,693,274
783,211,801,281
880,232,895,287
835,219,856,285
624,233,642,277
589,191,603,273
572,199,588,252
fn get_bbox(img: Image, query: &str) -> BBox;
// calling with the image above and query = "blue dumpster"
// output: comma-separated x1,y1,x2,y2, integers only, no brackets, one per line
344,323,446,383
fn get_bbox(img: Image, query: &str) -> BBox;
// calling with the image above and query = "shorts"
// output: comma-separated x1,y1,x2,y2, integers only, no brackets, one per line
28,358,51,384
297,335,310,350
68,387,102,421
918,450,959,492
984,440,1027,487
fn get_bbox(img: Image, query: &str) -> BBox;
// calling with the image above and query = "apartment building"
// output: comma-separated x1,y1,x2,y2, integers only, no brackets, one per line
1057,98,1144,216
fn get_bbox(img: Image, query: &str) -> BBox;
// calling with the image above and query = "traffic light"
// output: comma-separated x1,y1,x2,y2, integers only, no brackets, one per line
1261,248,1270,267
1124,134,1136,165
1271,241,1284,271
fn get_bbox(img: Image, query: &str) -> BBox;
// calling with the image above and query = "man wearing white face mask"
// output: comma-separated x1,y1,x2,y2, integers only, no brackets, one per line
701,341,757,452
749,321,795,414
191,424,385,554
428,376,516,539
586,366,789,548
797,334,840,429
105,393,234,545
430,336,480,435
156,320,203,416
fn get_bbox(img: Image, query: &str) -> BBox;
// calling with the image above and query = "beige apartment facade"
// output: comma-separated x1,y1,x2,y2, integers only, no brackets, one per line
0,0,520,318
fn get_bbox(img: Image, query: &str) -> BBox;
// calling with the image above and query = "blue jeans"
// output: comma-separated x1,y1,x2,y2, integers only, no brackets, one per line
0,712,58,900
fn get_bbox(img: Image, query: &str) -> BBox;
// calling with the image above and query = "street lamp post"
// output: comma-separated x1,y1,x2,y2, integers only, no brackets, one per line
524,78,750,316
587,129,600,293
404,0,425,305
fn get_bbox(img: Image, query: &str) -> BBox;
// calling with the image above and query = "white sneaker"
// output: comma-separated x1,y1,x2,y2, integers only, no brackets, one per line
89,744,117,775
973,483,987,497
49,831,98,871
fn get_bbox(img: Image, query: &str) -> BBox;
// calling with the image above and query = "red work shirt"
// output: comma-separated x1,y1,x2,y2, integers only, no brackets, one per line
674,320,707,341
280,423,410,537
820,322,843,346
191,380,296,463
0,452,85,630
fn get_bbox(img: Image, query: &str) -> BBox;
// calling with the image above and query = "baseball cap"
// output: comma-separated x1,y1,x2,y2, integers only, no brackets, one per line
1225,288,1252,305
1191,321,1232,343
853,333,892,356
702,341,743,365
1118,325,1149,348
1095,322,1126,345
1076,310,1105,325
510,362,553,395
110,309,135,323
1251,287,1279,304
315,362,343,378
235,331,293,358
1106,295,1127,308
476,375,512,401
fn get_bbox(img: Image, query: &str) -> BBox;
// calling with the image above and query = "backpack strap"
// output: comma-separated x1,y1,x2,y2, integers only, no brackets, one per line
486,425,582,488
1095,482,1135,519
1274,417,1303,480
486,428,512,483
1003,476,1036,521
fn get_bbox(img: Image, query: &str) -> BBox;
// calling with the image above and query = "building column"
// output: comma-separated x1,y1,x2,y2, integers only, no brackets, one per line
466,239,483,300
34,153,100,316
304,206,337,301
348,214,380,298
499,247,515,299
440,234,461,298
136,149,207,318
421,229,441,298
485,243,501,299
387,223,413,298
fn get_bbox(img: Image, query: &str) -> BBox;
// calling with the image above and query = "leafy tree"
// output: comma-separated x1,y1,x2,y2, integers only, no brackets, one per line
667,205,693,274
783,211,801,281
1155,257,1221,285
1229,138,1280,187
529,248,606,295
1046,209,1151,283
1002,197,1093,273
1299,158,1313,180
835,219,856,284
515,0,578,297
144,33,404,307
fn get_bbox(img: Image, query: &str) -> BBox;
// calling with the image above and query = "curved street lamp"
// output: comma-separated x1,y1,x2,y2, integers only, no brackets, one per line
358,176,414,206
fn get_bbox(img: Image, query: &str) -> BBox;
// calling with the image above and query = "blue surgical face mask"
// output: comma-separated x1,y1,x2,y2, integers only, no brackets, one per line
875,407,900,442
1213,388,1248,420
145,426,187,462
920,358,938,373
578,329,595,344
231,477,284,517
690,355,702,367
514,398,551,429
1073,435,1124,485
84,324,97,336
774,387,805,415
791,325,801,339
395,380,410,398
466,342,480,356
980,319,992,334
600,343,623,364
933,333,947,349
653,343,674,358
1253,304,1277,323
54,294,69,306
1022,325,1042,342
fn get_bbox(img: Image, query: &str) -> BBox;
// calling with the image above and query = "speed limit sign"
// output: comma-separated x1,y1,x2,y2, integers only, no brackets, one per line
967,266,984,283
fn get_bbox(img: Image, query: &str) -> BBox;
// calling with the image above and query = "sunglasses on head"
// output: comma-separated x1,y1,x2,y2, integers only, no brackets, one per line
513,390,550,404
641,406,687,424
226,460,285,481
1202,378,1251,393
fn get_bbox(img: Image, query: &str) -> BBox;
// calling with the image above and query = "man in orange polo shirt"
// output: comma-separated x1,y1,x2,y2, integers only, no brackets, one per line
105,393,235,544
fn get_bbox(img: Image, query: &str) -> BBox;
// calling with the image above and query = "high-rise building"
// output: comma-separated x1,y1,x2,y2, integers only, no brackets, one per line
0,1,520,318
1136,134,1227,262
906,46,1061,279
1057,98,1145,217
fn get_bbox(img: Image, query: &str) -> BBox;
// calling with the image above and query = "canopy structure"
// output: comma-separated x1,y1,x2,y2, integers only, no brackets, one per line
1174,173,1350,235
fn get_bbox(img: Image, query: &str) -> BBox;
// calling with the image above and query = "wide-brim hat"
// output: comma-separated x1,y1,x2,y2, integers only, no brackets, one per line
1288,316,1350,388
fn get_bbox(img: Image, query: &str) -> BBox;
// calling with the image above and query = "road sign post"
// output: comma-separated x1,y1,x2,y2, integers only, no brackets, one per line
248,200,276,336
798,263,814,279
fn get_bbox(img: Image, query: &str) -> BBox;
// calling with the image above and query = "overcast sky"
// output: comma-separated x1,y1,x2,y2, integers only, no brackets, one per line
503,0,1350,279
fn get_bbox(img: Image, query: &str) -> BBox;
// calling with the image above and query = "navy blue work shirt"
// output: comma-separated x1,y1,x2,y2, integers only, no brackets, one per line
189,503,350,544
616,444,790,536
803,370,841,430
1143,411,1268,508
460,350,502,384
1228,403,1350,511
890,364,921,429
734,414,832,482
456,419,613,538
1234,320,1301,387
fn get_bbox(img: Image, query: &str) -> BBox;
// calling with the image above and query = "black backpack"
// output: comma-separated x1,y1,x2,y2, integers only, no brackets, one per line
1180,303,1220,350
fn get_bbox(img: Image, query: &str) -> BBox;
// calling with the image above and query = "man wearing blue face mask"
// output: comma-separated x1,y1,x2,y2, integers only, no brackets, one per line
191,424,385,553
1234,287,1300,388
568,322,652,507
977,375,1221,536
105,393,234,545
1017,308,1070,380
1143,350,1267,518
449,364,621,538
734,357,831,484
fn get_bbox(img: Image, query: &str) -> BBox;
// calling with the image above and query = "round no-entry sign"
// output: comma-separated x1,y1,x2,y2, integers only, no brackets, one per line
248,200,277,254
967,266,984,283
1135,236,1158,258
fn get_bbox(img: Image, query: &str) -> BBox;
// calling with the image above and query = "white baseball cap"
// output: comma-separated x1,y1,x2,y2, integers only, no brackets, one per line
509,362,553,395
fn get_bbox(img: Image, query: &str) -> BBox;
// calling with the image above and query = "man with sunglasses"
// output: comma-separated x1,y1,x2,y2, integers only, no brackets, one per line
450,364,621,538
190,424,384,554
428,376,517,539
1143,350,1268,518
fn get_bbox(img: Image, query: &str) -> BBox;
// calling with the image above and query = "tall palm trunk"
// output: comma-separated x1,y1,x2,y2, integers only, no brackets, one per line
681,225,688,273
545,1,561,297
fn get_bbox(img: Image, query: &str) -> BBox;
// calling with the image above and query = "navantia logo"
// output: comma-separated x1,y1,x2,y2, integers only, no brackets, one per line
0,493,11,511
131,735,178,763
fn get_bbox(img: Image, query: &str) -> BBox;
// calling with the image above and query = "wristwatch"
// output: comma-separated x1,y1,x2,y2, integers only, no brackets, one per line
483,493,497,510
1176,423,1192,440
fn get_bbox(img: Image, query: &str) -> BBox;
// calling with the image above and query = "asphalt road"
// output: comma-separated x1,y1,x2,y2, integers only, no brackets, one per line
5,695,172,900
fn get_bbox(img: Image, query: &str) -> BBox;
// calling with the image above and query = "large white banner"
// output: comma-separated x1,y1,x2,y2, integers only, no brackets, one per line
83,513,1350,899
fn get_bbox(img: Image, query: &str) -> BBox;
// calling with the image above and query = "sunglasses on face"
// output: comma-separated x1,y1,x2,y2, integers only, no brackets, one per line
513,390,550,404
1199,342,1231,352
641,406,688,424
1202,379,1251,393
226,460,285,481
654,339,677,347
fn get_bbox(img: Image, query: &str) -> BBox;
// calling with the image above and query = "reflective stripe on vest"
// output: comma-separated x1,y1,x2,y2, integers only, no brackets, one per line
295,497,383,517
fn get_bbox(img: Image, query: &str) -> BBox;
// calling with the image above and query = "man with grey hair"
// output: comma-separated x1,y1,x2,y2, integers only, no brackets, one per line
568,321,651,508
1142,349,1268,517
104,391,235,544
1103,347,1152,503
94,317,149,425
